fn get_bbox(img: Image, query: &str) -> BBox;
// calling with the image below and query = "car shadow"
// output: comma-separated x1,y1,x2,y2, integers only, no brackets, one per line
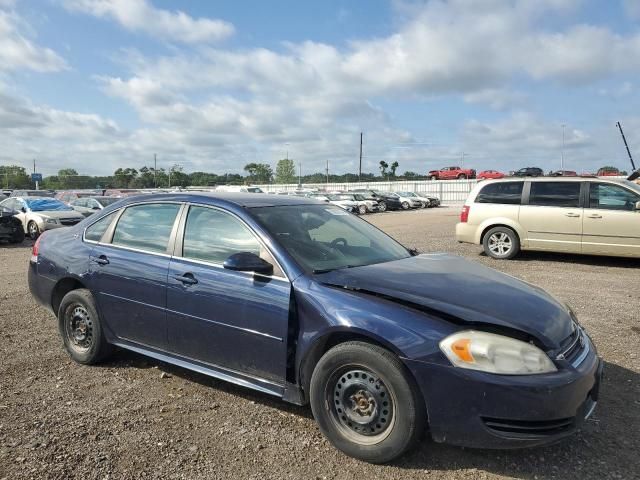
99,350,638,477
482,250,640,268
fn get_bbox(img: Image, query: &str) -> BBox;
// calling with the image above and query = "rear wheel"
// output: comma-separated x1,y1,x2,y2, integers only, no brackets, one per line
458,174,467,179
58,289,113,364
377,201,387,212
27,221,40,240
310,341,425,463
483,226,520,260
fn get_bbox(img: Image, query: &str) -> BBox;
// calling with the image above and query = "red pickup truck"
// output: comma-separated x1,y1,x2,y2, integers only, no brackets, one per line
428,166,476,180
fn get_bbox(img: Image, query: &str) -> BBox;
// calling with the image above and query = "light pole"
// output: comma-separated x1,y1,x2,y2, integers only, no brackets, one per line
461,152,468,167
561,124,565,170
298,161,302,187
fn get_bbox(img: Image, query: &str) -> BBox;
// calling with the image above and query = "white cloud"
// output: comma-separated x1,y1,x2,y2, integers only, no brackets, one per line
0,9,67,72
63,0,234,43
463,89,527,110
623,0,640,20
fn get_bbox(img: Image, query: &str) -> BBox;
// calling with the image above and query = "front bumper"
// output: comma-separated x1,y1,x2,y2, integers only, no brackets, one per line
405,337,602,449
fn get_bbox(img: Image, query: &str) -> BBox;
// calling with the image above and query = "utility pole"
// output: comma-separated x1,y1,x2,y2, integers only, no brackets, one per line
298,161,302,187
326,159,329,186
616,121,636,171
561,124,565,170
359,132,363,182
154,153,157,188
461,152,468,167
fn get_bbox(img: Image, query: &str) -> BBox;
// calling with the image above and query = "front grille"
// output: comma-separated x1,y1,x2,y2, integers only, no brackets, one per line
558,323,588,365
59,218,81,226
482,416,574,437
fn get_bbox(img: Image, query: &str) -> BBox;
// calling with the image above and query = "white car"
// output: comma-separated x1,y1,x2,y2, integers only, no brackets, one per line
396,191,438,208
333,193,378,214
389,192,423,209
0,197,85,240
310,194,359,213
215,185,264,193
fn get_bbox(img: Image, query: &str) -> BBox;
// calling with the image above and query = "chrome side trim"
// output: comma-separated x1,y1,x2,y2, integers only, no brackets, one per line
584,400,597,420
112,340,284,398
571,333,590,368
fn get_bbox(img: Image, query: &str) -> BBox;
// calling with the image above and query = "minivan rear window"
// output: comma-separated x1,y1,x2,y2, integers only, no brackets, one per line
529,182,581,207
476,182,523,204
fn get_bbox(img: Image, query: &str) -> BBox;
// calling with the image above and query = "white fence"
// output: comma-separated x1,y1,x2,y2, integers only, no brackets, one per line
255,179,479,205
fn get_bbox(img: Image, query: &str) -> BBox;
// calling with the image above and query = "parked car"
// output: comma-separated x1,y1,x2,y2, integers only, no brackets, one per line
513,167,544,177
328,193,378,214
70,196,123,217
103,189,143,197
349,189,402,211
456,177,640,259
477,170,505,180
215,185,265,193
10,189,55,197
550,170,577,177
405,192,440,207
428,166,476,180
597,167,620,177
28,192,602,463
0,197,84,240
0,205,25,244
56,191,100,204
394,192,426,209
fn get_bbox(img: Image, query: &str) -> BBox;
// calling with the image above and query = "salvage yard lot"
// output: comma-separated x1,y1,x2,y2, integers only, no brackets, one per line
1,207,638,480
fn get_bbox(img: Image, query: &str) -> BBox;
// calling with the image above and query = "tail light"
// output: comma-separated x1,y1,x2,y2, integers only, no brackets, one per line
32,234,43,257
460,205,470,223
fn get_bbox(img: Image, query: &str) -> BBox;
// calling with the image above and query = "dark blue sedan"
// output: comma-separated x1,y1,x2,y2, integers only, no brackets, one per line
28,193,602,463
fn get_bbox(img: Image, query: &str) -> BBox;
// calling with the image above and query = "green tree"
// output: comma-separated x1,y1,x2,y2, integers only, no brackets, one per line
275,158,296,184
0,165,31,189
390,161,399,177
244,163,273,184
113,168,138,188
379,160,388,176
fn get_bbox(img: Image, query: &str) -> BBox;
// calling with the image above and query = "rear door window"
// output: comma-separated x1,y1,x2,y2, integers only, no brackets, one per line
476,182,523,204
529,182,581,207
112,203,180,253
85,212,117,242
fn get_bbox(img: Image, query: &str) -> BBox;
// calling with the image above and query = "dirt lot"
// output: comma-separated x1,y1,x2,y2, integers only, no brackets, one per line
1,207,639,480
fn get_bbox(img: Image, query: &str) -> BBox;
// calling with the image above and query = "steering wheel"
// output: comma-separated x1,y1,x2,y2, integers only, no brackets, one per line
330,237,348,249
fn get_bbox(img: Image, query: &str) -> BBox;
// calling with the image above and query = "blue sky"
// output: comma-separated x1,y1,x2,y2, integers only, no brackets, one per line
1,0,640,176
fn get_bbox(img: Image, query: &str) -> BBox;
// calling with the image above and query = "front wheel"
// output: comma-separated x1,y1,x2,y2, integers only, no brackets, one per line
11,224,25,243
401,201,410,210
483,226,520,260
377,201,387,212
310,342,426,463
430,175,437,181
358,205,367,215
457,174,467,179
27,221,40,240
58,289,113,364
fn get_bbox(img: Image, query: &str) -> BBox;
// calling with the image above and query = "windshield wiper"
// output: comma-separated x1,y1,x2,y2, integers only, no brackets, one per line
312,265,358,274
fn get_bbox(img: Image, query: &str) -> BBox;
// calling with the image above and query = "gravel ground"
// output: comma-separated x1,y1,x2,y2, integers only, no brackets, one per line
1,207,638,480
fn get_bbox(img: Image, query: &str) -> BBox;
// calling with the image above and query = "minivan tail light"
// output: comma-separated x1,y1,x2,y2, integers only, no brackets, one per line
460,205,470,223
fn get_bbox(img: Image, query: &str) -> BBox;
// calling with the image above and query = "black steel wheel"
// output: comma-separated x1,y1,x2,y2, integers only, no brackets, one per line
310,341,425,463
58,288,113,364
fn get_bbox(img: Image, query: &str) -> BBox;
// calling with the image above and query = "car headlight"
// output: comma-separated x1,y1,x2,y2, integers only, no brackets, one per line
439,330,557,375
45,218,58,224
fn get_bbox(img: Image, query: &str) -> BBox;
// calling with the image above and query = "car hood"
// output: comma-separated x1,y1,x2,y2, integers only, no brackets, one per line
314,254,574,349
32,210,84,219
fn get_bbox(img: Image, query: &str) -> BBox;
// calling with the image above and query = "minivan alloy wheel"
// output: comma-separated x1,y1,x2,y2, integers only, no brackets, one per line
488,232,512,256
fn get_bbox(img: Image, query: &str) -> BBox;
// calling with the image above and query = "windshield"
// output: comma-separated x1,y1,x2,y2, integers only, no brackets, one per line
96,197,122,207
251,204,411,273
622,180,640,194
24,198,73,212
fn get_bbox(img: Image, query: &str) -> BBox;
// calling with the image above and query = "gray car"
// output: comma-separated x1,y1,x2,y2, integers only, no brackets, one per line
0,197,85,240
70,196,122,217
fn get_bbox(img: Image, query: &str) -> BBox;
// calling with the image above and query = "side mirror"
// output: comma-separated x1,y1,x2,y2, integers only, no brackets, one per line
92,206,100,210
21,207,27,213
635,201,640,211
223,252,273,275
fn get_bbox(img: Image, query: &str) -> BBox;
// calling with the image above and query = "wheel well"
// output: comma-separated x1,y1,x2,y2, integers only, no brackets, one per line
299,332,406,403
480,224,519,245
51,278,85,315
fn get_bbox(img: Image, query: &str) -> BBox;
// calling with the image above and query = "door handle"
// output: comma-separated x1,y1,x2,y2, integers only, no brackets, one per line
587,214,602,219
90,255,109,266
173,273,198,285
564,213,580,217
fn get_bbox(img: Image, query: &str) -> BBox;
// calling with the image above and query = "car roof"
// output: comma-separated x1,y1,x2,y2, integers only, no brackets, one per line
485,176,627,183
114,192,323,208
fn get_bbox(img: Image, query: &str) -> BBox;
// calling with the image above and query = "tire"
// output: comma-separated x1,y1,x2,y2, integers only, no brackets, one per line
309,341,426,464
27,221,40,240
457,174,467,179
430,175,437,181
58,288,113,365
401,201,410,210
483,226,520,260
377,201,387,213
358,205,367,215
10,223,25,244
